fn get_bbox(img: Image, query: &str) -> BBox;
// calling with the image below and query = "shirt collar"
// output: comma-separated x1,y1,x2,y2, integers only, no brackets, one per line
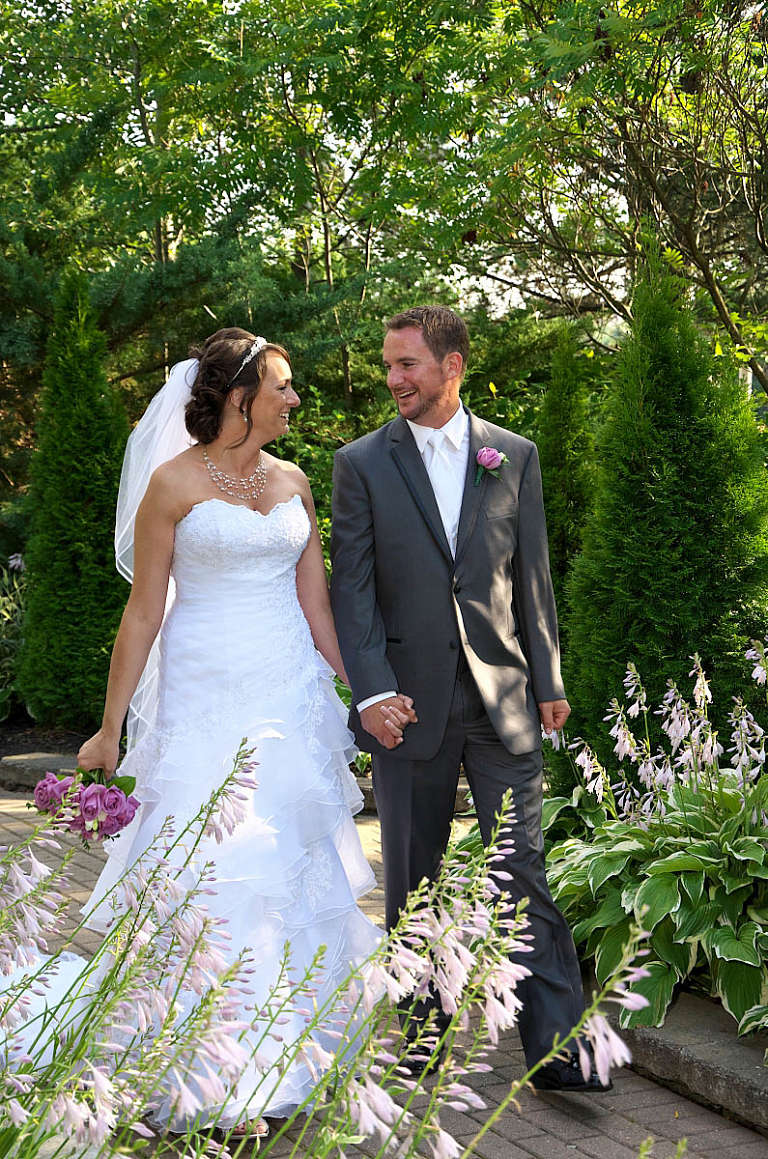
407,403,468,453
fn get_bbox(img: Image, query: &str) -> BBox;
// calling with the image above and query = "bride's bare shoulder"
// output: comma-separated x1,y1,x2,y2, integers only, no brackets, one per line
144,449,202,520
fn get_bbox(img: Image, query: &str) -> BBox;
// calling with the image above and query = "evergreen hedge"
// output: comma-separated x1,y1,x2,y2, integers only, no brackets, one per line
563,255,768,767
17,270,129,728
536,324,596,616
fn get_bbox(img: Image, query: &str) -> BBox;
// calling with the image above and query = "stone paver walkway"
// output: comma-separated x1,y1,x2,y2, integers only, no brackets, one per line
2,789,767,1159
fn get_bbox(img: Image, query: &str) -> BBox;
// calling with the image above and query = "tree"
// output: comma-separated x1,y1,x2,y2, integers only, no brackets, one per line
536,324,596,614
564,252,768,765
17,270,129,728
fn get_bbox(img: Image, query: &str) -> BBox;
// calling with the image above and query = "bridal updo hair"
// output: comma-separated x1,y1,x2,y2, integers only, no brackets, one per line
185,327,292,446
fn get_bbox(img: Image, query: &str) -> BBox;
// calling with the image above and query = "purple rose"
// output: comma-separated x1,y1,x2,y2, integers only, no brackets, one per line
79,783,106,823
99,814,122,838
49,776,76,815
33,772,59,812
117,796,139,828
67,813,86,835
476,446,503,471
102,786,126,817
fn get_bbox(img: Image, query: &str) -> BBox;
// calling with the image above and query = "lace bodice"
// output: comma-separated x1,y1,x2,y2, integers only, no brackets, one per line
157,495,321,730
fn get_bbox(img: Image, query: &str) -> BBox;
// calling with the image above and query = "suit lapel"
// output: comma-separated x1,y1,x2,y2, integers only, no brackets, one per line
454,410,489,566
388,417,453,564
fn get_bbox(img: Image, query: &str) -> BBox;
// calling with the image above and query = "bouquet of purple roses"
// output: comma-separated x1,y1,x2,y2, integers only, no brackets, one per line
32,768,139,844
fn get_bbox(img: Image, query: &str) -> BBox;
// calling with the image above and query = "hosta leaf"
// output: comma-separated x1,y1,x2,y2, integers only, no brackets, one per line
646,853,713,874
711,884,752,925
710,923,761,967
588,853,631,893
595,917,633,985
634,874,680,932
738,1003,768,1037
541,796,571,831
673,899,720,941
716,960,767,1022
651,917,698,979
573,889,625,944
726,838,767,865
618,960,677,1029
681,871,704,904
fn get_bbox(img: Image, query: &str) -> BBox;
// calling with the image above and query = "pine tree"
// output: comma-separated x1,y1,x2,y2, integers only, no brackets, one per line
17,270,129,728
564,255,768,766
537,323,596,614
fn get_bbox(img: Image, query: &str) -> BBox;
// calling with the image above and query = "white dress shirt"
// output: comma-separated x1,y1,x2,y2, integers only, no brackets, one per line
356,404,469,713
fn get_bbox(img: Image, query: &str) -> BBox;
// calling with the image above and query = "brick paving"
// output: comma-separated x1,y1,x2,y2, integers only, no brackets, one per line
2,789,767,1159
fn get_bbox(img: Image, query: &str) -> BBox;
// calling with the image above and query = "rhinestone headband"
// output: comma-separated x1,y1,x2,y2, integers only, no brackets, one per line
229,336,268,387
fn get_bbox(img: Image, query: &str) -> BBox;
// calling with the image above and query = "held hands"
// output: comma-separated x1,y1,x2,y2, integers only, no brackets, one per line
77,730,120,778
538,698,571,736
360,694,418,750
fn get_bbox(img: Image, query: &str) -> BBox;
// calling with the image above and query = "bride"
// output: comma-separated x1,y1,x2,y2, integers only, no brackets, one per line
75,327,414,1136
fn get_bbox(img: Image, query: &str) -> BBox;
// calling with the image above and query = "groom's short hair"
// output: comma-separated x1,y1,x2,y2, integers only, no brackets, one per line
386,306,469,373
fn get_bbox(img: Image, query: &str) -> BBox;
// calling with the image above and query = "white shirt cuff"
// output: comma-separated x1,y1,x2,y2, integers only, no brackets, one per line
357,691,398,712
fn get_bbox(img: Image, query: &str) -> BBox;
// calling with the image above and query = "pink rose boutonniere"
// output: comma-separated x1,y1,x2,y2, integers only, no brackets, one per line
475,445,508,485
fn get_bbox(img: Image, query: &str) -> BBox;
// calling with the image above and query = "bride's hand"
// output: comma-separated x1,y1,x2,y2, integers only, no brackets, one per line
77,731,120,778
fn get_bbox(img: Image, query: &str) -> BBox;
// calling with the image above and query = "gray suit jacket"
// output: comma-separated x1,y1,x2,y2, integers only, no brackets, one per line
330,408,565,758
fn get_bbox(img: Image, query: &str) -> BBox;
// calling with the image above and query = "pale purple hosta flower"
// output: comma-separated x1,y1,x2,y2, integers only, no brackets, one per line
584,1011,632,1085
7,1097,29,1126
430,1126,462,1159
605,700,639,763
573,742,605,801
623,663,647,718
689,654,712,710
728,699,765,784
746,638,768,686
659,683,691,752
8,552,24,572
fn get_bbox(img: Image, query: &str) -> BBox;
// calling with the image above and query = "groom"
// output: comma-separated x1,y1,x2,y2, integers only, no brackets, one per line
330,306,608,1091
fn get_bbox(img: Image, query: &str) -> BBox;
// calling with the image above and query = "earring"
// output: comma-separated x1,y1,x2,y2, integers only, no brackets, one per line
241,409,247,424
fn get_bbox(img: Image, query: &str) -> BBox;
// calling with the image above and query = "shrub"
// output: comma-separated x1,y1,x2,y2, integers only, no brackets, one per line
0,558,26,722
564,253,768,767
16,270,129,728
546,652,768,1036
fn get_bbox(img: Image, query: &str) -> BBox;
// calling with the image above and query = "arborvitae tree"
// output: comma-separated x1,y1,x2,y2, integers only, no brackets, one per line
564,255,768,768
17,270,129,728
537,324,596,614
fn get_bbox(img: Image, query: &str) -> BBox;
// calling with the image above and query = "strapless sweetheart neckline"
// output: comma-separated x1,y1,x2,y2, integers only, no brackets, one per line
180,492,303,526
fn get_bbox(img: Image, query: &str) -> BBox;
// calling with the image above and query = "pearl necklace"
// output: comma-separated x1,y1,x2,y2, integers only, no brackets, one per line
202,446,267,503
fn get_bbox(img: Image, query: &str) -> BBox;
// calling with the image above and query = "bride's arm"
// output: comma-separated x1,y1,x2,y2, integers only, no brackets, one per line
77,471,178,775
294,476,351,685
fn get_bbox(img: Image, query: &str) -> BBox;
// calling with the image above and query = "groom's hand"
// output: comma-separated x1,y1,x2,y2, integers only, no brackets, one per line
360,695,418,749
538,698,571,735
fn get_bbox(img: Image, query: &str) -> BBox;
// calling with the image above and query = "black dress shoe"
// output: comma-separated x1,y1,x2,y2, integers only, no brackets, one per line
531,1051,613,1093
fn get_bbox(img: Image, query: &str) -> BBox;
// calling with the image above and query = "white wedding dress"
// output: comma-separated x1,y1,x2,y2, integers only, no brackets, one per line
7,495,380,1130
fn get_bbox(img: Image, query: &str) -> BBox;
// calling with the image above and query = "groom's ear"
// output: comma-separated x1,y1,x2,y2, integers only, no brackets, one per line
443,351,464,380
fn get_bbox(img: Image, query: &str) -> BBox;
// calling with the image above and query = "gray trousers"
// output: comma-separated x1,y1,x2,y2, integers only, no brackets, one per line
372,655,585,1066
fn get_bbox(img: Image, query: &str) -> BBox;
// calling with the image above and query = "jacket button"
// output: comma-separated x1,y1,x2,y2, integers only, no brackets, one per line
453,583,462,594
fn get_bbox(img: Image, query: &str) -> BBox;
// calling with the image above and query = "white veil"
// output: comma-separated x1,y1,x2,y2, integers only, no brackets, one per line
115,358,198,747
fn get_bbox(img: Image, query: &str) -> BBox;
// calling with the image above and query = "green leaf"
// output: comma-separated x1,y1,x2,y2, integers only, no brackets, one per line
646,853,712,873
672,898,720,941
738,1003,768,1037
681,871,704,904
618,961,677,1029
595,917,633,985
588,853,631,893
726,838,767,866
710,923,761,967
651,917,698,979
634,874,680,932
716,960,767,1022
573,889,625,944
541,796,571,831
110,775,136,796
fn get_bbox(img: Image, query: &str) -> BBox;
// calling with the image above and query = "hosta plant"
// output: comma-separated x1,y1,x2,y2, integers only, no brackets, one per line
545,649,768,1037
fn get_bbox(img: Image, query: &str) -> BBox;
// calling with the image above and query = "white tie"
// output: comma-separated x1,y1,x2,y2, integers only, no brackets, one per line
423,430,461,556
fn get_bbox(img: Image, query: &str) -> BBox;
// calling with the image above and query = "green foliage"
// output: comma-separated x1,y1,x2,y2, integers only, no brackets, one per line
0,561,25,722
536,323,597,612
564,255,768,767
16,271,129,728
